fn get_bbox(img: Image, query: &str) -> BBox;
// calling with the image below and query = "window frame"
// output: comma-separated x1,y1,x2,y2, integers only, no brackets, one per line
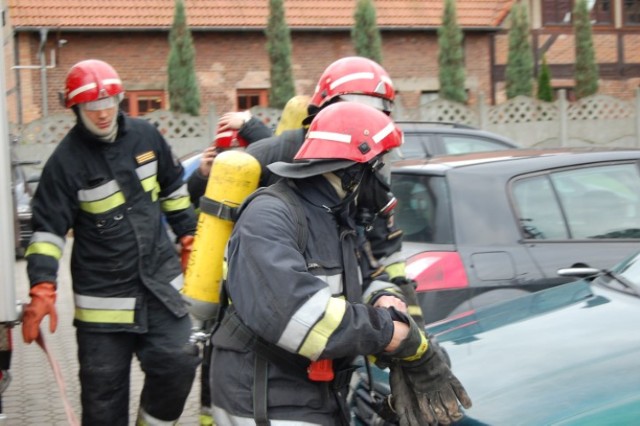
121,90,166,117
236,89,269,110
541,0,613,27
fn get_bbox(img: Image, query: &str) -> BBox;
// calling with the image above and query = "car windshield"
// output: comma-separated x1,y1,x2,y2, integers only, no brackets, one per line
391,173,454,244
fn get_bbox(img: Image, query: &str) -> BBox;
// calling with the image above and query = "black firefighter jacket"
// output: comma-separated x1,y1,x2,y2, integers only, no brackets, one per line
210,176,400,424
26,112,197,332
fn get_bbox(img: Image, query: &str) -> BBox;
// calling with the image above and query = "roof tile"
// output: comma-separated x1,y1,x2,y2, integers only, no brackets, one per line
8,0,514,29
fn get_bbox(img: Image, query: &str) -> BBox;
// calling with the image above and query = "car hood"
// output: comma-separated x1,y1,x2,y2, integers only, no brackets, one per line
427,281,640,425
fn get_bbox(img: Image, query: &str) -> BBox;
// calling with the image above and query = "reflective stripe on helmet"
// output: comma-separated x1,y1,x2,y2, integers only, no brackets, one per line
306,130,351,144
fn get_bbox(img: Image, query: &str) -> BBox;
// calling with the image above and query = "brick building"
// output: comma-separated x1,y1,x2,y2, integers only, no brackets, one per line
5,0,640,126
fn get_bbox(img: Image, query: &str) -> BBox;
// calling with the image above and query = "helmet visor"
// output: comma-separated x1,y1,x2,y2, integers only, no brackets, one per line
80,96,119,111
339,94,394,114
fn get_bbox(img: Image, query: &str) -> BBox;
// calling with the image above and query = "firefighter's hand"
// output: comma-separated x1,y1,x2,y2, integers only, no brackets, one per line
22,282,58,344
400,342,472,425
218,111,251,131
198,146,219,178
180,235,195,273
382,309,471,424
391,276,426,329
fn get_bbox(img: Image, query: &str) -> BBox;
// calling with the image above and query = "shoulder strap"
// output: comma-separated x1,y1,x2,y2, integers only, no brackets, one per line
239,179,308,253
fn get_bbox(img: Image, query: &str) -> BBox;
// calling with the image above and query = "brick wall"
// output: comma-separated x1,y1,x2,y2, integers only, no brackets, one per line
10,27,640,125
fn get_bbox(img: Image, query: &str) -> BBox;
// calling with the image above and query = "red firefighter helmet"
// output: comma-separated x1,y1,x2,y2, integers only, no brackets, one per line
213,128,249,150
308,56,395,113
268,102,403,178
64,59,124,108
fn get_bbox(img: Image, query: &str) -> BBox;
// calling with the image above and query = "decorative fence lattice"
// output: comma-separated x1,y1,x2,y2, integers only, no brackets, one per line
417,98,478,126
487,96,557,124
567,95,635,121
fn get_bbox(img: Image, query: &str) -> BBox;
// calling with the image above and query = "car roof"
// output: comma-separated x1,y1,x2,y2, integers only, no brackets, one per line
391,147,640,176
396,121,518,145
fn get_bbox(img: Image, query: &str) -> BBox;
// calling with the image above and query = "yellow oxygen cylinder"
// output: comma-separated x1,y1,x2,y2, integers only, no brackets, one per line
275,95,311,135
182,150,261,321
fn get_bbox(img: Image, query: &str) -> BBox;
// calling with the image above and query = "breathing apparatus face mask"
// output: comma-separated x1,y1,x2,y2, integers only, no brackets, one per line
354,154,397,228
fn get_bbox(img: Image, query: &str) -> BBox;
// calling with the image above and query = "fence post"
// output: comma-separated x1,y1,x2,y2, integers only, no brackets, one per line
477,92,488,129
558,89,568,147
635,88,640,148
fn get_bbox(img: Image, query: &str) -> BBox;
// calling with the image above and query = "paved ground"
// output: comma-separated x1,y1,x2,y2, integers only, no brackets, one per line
3,240,203,425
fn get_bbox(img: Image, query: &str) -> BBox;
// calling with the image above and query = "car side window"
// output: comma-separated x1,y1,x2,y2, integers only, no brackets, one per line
441,135,508,155
392,174,453,244
513,176,568,240
551,164,640,239
513,163,640,240
399,133,431,159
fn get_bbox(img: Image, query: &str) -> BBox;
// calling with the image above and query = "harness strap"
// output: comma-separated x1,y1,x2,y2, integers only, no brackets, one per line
198,195,239,221
254,355,270,426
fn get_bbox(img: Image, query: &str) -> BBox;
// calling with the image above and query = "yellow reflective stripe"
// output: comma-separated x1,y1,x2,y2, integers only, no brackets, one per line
140,175,157,193
137,162,159,201
362,279,397,303
298,297,347,360
74,308,135,324
79,192,125,214
278,287,331,352
161,196,191,212
402,331,429,362
25,241,63,260
385,262,406,280
408,305,423,317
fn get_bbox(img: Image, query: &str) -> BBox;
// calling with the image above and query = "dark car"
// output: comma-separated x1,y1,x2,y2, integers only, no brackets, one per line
350,250,640,425
391,147,640,324
11,151,39,258
395,121,518,160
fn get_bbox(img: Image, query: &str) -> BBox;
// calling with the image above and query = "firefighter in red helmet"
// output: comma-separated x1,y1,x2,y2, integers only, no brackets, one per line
22,59,200,425
245,56,425,328
209,102,471,425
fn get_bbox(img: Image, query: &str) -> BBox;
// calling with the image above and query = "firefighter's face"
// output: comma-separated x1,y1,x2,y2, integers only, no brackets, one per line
78,96,119,137
81,104,118,132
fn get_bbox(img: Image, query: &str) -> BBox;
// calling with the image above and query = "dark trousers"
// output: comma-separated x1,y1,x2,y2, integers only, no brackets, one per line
76,297,200,426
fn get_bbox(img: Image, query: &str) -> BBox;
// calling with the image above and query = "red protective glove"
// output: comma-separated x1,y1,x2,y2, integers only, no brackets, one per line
22,282,58,344
180,235,194,273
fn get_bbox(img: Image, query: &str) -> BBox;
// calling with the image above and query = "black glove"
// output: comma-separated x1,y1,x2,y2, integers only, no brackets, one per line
391,276,426,329
400,343,471,424
383,309,472,425
389,366,424,426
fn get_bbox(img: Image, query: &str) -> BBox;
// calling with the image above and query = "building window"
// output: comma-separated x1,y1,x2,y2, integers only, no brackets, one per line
542,0,612,25
121,91,166,117
624,0,640,24
237,89,268,110
542,0,574,25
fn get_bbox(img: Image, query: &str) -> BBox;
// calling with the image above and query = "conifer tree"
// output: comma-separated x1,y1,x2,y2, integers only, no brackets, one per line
352,0,383,64
167,0,200,116
537,55,553,102
505,2,533,99
573,0,599,99
266,0,296,109
438,0,467,103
